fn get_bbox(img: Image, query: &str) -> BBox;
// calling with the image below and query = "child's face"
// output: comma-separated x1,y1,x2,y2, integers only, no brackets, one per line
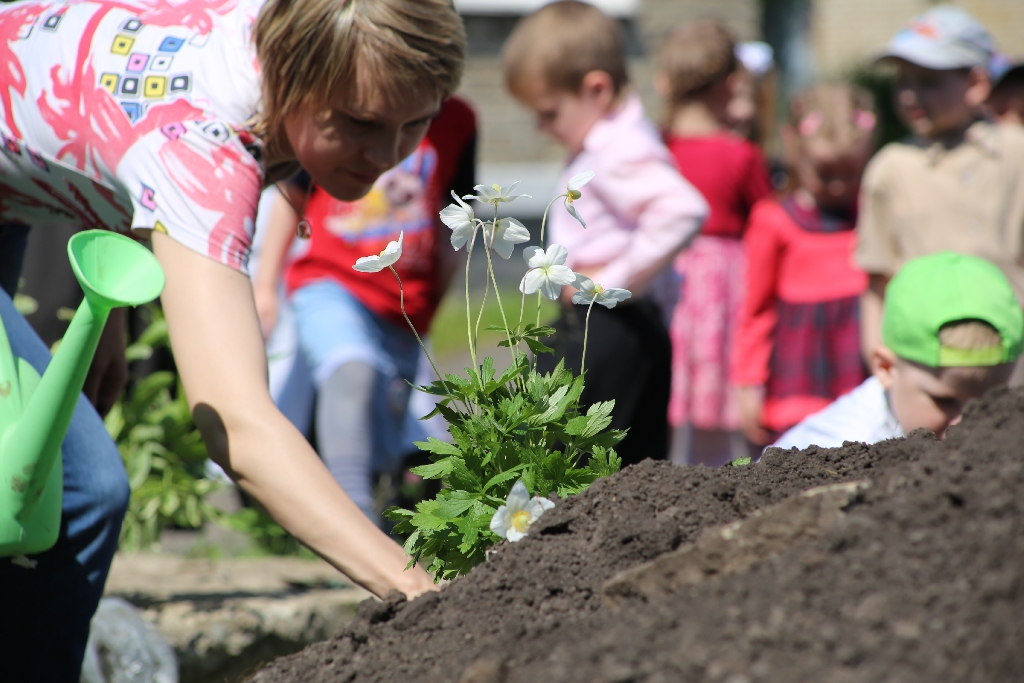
514,71,617,155
283,85,440,201
793,139,870,213
874,346,1013,437
893,61,986,140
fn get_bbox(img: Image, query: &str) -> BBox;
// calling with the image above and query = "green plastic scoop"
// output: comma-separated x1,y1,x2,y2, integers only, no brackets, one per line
0,230,165,557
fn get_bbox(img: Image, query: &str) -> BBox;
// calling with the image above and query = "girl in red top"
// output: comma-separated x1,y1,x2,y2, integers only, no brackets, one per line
655,20,772,467
732,83,876,445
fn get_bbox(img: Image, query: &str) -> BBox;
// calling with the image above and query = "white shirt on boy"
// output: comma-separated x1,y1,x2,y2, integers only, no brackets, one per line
770,377,904,452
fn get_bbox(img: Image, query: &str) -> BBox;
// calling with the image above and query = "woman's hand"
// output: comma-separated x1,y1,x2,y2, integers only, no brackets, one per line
738,385,771,446
153,233,435,599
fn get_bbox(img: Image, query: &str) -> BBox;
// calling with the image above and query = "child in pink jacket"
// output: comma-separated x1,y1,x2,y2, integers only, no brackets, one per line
503,1,708,466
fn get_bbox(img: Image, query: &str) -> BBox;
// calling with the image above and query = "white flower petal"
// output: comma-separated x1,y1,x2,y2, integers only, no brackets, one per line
546,264,577,287
540,276,563,300
353,255,383,272
535,496,556,511
450,223,475,250
564,200,587,229
521,268,546,295
506,480,531,511
523,245,544,268
571,290,590,305
377,232,403,267
597,288,632,309
489,506,508,538
573,274,595,293
506,528,527,542
545,244,569,267
491,218,531,260
567,170,595,191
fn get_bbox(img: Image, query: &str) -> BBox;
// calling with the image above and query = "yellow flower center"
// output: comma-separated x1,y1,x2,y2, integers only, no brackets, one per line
567,189,581,202
593,283,604,294
492,183,502,192
511,510,532,533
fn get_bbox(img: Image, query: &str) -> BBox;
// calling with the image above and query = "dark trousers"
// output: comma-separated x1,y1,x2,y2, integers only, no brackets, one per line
537,299,671,467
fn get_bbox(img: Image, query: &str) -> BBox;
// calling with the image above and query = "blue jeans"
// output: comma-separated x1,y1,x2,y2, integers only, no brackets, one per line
291,279,420,514
0,225,130,682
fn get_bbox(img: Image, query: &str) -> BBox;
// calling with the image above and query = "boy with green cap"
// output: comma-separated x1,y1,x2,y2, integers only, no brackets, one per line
773,252,1023,451
856,5,1024,362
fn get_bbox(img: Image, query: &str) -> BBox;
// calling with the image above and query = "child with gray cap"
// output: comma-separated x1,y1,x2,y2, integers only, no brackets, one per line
773,252,1023,451
855,5,1024,366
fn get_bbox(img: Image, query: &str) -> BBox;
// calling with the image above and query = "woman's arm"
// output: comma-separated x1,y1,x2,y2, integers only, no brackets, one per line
152,232,435,598
252,188,301,337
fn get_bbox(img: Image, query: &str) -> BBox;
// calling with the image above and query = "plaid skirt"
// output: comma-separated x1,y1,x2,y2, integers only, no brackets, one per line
668,235,745,430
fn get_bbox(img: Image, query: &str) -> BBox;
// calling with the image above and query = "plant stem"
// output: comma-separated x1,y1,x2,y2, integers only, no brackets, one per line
464,227,480,390
580,298,596,379
473,264,490,355
486,209,518,368
536,195,562,329
388,266,466,416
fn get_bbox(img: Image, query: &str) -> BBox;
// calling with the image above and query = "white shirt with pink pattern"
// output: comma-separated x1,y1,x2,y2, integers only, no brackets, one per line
0,0,266,272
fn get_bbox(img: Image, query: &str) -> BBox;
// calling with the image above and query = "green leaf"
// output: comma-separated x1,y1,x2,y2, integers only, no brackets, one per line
483,464,528,492
731,456,752,467
409,459,455,479
413,437,462,457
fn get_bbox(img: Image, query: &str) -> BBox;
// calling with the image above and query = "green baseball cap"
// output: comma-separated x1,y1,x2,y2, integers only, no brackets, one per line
882,252,1024,367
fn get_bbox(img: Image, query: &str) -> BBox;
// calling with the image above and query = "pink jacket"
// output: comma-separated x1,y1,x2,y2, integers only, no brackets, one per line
549,94,708,295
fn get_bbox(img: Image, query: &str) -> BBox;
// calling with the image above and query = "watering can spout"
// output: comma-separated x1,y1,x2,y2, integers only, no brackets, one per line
0,231,164,556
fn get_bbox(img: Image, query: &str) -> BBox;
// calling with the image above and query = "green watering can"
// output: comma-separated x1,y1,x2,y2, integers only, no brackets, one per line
0,230,165,557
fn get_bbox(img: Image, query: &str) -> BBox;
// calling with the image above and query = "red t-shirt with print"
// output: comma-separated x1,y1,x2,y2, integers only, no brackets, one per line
285,97,477,332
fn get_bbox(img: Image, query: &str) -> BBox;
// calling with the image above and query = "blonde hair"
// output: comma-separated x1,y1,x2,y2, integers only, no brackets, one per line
253,0,466,164
656,19,737,106
938,320,1003,350
503,1,628,98
788,83,877,155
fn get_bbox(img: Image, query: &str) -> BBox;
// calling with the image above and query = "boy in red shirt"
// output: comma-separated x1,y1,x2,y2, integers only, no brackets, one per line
254,97,476,521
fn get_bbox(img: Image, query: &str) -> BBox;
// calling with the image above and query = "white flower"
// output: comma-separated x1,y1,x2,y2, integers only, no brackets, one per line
520,244,576,300
465,181,531,206
489,217,531,260
353,232,403,272
571,275,631,309
563,170,595,228
439,191,477,251
489,480,555,542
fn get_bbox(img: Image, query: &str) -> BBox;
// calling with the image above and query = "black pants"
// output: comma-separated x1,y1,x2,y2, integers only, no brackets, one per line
537,299,671,467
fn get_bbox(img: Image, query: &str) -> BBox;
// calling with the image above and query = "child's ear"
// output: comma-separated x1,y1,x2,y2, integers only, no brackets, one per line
653,71,670,99
581,70,616,108
964,65,992,108
871,345,898,389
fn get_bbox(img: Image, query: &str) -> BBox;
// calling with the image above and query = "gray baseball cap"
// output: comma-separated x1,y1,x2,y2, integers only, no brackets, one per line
876,5,994,70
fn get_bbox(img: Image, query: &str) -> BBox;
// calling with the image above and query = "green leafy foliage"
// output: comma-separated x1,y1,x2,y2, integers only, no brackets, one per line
386,350,623,581
106,307,221,550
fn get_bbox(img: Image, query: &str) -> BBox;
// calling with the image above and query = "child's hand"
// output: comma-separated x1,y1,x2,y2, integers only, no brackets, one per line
738,385,771,446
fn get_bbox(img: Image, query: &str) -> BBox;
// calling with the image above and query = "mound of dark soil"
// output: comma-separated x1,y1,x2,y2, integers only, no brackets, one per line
251,388,1024,683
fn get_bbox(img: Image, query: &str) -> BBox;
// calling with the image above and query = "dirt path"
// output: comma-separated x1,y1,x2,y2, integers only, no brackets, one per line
251,388,1024,683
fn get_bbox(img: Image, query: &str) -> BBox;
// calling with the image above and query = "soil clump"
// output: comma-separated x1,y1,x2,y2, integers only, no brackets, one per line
251,388,1024,683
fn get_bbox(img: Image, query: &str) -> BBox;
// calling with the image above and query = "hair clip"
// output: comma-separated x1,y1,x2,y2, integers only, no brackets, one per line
855,110,877,132
798,110,823,137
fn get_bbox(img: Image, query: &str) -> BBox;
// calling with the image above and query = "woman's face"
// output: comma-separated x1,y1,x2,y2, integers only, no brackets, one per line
283,85,440,201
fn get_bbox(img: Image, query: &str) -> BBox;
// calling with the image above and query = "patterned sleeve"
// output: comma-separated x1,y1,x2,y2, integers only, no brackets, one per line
731,200,783,387
117,119,263,273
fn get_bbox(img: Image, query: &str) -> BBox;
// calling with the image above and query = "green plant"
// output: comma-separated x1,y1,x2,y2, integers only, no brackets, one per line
369,175,627,581
106,306,222,550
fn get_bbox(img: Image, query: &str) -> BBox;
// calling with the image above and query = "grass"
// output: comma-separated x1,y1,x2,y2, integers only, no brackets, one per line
429,287,559,360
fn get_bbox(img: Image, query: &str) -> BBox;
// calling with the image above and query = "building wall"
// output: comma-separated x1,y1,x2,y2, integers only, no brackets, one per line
812,0,1024,77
